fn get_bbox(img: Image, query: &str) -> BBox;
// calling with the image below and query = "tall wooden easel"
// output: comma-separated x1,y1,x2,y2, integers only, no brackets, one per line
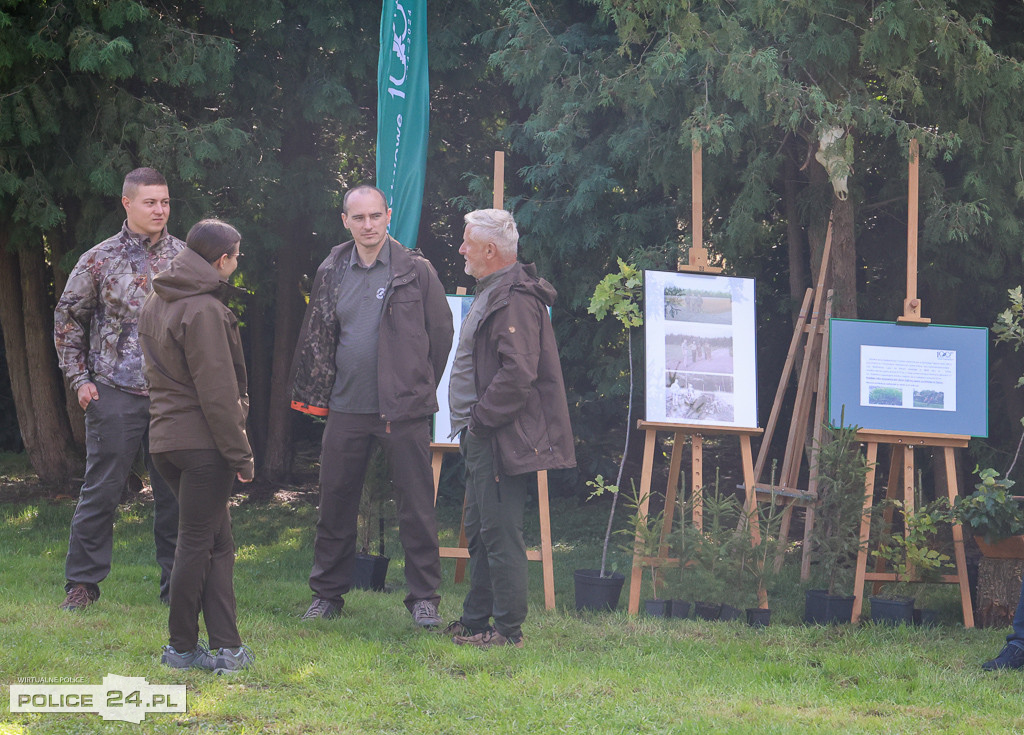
626,141,764,614
849,139,974,626
750,218,834,579
430,151,556,610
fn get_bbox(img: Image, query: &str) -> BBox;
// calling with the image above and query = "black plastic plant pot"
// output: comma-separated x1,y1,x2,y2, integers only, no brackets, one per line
693,601,722,621
669,600,691,619
869,596,915,625
644,599,672,617
804,589,855,625
803,589,827,624
746,607,772,628
573,569,626,612
719,604,743,622
353,553,390,591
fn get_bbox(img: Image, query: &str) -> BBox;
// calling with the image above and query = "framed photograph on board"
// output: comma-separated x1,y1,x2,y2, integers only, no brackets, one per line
644,270,758,428
828,318,988,437
433,294,475,445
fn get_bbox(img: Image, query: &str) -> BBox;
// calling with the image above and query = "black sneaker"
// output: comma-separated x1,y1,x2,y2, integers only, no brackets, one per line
161,643,216,670
302,597,343,620
213,646,254,675
60,584,99,612
982,643,1024,671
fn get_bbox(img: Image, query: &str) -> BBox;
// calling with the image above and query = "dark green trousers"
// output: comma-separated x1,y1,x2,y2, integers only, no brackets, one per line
460,431,529,638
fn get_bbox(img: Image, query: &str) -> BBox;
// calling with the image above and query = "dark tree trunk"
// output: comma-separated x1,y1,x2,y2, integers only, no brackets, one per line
0,231,77,486
783,148,808,321
806,161,857,319
50,211,86,448
247,297,271,467
829,194,857,319
261,244,307,481
976,557,1024,628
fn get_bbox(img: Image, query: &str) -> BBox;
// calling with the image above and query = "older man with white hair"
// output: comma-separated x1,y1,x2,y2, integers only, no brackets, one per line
443,208,575,649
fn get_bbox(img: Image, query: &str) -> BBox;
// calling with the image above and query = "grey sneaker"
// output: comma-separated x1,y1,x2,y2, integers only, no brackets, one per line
161,643,216,670
213,645,254,675
453,628,524,649
60,584,98,612
302,597,342,620
411,600,442,627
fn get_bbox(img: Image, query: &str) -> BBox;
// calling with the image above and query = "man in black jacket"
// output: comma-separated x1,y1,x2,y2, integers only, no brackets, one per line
290,185,453,627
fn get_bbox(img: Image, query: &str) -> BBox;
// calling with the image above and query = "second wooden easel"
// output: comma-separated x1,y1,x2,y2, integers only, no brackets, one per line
750,217,834,579
626,140,764,614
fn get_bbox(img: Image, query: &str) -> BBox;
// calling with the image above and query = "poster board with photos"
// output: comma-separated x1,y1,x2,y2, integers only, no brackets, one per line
432,294,554,444
644,270,759,428
828,318,988,437
433,295,474,445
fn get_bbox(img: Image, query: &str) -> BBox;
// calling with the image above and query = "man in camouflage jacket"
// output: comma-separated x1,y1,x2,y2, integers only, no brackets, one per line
54,167,182,611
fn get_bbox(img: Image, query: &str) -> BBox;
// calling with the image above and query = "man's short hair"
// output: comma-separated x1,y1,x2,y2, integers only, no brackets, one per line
343,185,390,214
122,167,167,198
464,209,518,260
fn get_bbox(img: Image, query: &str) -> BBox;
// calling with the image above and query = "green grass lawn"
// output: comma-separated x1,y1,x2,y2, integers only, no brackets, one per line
1,490,1023,734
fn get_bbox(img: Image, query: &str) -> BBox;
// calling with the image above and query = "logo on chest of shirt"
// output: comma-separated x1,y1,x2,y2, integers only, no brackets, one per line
376,287,386,300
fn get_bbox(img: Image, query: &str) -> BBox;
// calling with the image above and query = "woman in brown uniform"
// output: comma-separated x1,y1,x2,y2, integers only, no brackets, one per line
140,219,254,674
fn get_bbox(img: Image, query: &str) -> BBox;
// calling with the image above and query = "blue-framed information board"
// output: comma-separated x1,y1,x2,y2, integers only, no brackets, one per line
828,319,988,437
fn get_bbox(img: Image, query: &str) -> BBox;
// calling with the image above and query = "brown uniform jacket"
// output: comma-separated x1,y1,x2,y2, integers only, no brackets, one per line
468,262,576,476
139,248,254,480
290,237,453,421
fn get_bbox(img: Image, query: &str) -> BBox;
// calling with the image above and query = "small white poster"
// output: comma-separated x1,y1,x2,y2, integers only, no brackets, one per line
859,345,957,411
644,270,758,428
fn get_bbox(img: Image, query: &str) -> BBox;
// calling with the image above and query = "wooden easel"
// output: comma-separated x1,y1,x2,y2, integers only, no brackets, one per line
851,431,974,626
751,218,834,579
431,447,556,611
429,150,556,611
626,421,764,614
849,139,973,627
626,141,764,614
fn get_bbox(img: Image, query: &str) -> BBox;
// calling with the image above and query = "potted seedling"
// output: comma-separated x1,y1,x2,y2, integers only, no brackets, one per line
960,286,1024,557
953,467,1024,558
738,486,788,627
616,485,673,617
353,446,392,591
804,419,872,624
575,259,643,611
870,498,954,624
685,482,746,621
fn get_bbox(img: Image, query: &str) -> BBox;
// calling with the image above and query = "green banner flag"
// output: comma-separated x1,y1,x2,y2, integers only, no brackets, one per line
377,0,429,249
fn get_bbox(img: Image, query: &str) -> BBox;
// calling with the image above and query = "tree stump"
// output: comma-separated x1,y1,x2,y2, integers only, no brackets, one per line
976,557,1024,628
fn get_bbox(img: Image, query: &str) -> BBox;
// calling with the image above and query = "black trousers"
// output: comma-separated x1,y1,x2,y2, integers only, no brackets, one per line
310,413,441,610
152,449,242,652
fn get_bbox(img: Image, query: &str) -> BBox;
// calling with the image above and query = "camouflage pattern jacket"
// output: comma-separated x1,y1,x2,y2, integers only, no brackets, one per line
290,237,453,421
54,222,184,395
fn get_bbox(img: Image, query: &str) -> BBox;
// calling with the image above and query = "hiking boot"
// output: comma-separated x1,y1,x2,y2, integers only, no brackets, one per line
411,600,442,628
60,584,98,612
438,619,475,637
453,628,524,649
302,597,343,620
213,646,254,675
982,643,1024,671
161,643,216,671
